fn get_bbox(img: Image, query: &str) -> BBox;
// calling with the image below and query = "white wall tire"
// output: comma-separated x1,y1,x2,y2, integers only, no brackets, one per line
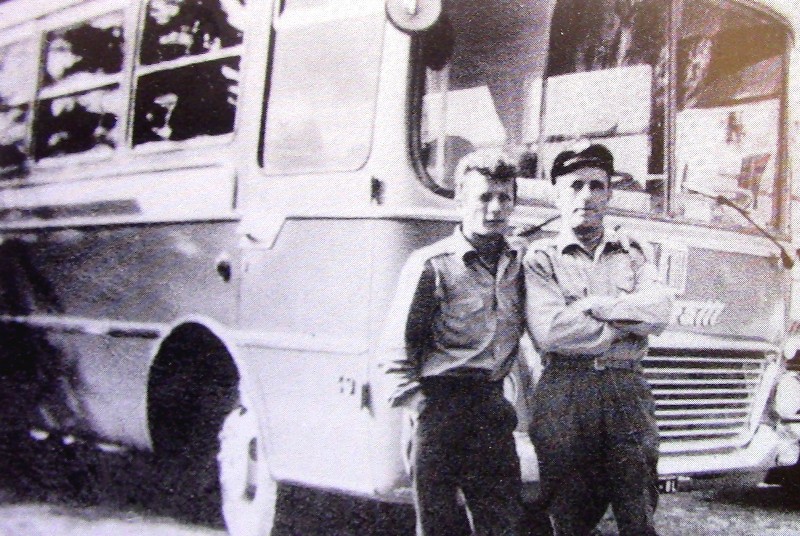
218,405,277,536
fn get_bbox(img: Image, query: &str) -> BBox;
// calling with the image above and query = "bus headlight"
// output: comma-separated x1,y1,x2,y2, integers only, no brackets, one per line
775,371,800,420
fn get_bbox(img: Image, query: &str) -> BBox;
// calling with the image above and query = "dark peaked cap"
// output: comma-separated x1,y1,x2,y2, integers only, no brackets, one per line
550,143,614,184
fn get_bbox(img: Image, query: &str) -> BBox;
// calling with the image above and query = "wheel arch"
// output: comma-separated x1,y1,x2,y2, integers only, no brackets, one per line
145,315,253,455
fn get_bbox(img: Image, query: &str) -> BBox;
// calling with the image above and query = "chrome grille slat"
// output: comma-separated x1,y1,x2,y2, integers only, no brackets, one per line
649,378,759,386
643,351,766,453
655,408,749,417
655,398,749,406
647,368,761,375
652,388,752,396
660,428,742,438
646,357,763,364
658,416,746,427
660,437,749,453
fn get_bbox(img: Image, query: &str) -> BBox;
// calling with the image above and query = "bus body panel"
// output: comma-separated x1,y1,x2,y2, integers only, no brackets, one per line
0,220,240,447
237,218,376,493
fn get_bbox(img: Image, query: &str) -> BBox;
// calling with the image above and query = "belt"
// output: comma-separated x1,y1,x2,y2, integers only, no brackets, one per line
419,375,504,397
546,355,641,372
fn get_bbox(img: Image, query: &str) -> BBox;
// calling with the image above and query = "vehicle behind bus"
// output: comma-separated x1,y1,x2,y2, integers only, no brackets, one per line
0,0,799,534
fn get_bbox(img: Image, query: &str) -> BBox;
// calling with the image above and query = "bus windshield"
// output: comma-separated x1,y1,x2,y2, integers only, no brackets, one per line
416,0,789,230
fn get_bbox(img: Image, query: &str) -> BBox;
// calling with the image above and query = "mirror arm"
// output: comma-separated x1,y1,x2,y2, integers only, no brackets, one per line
516,215,561,239
713,194,794,269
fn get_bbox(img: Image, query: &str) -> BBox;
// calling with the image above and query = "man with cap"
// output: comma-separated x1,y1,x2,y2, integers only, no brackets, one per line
385,148,525,535
523,143,673,535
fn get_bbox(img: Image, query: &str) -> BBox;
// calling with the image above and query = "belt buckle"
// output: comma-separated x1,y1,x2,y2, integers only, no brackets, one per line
593,357,607,371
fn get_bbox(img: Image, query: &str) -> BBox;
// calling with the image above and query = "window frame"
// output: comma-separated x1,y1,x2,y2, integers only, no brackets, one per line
408,0,793,234
669,0,792,232
130,0,246,149
408,40,453,198
0,0,250,179
0,29,37,175
32,2,129,166
258,0,386,175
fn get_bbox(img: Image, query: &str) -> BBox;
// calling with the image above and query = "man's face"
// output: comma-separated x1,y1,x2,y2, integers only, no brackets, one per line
457,171,515,239
149,0,183,25
554,166,611,233
46,37,79,82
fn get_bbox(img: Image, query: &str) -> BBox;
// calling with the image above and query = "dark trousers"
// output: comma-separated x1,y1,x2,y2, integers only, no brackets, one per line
529,366,660,536
412,378,523,536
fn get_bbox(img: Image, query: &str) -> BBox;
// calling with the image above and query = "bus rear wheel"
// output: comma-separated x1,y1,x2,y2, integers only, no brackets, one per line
218,403,277,536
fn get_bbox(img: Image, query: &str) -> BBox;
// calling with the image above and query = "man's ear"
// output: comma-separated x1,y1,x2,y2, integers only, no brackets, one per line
453,178,465,203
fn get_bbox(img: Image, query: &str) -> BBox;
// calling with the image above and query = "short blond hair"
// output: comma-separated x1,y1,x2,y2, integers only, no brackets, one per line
453,148,518,198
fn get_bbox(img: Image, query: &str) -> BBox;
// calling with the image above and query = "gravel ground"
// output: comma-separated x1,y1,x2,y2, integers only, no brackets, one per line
0,485,799,536
599,485,800,536
0,437,799,535
0,500,224,536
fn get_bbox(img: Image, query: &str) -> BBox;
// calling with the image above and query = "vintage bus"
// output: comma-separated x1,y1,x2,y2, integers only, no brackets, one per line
1,0,799,533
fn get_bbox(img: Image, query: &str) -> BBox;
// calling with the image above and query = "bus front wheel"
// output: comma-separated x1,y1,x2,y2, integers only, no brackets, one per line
218,403,277,536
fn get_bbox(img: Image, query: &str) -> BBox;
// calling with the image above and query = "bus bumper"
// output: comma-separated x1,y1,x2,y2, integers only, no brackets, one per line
658,424,800,478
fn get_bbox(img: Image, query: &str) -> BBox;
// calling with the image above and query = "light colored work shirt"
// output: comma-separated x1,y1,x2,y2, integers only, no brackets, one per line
384,228,525,407
523,226,673,363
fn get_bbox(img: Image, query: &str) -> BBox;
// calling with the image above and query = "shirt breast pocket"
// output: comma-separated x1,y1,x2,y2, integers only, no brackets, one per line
608,253,637,293
441,294,485,344
446,294,485,319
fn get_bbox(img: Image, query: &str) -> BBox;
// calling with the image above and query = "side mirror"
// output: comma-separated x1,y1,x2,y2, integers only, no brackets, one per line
386,0,442,34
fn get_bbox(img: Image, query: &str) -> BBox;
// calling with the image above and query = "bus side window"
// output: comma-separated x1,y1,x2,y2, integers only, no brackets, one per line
139,0,244,65
0,40,35,174
133,0,244,146
262,4,384,173
42,19,123,86
34,12,125,160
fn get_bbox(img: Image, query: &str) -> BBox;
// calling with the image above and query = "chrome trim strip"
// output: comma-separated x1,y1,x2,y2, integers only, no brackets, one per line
0,204,784,259
0,314,370,353
235,329,369,355
267,207,783,258
0,314,166,340
0,213,240,230
650,332,779,354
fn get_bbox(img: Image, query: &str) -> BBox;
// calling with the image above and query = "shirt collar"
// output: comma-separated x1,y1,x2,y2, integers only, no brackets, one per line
447,226,518,265
556,225,636,258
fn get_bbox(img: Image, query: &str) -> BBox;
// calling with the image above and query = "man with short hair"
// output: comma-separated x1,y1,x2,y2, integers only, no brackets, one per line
386,148,525,536
524,143,672,536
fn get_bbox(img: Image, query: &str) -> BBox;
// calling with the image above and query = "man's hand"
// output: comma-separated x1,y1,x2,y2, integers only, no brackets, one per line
389,386,424,411
580,295,619,319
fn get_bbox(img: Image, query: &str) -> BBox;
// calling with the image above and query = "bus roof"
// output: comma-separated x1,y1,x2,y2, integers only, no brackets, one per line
0,0,795,28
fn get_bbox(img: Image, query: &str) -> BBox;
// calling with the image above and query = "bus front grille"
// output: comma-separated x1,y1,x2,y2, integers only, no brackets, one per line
642,349,766,453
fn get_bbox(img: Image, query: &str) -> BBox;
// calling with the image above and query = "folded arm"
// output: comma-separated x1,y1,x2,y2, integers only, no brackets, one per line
587,261,674,336
525,249,623,356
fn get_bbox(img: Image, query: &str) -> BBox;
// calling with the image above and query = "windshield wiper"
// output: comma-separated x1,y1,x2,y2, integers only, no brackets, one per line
686,185,794,269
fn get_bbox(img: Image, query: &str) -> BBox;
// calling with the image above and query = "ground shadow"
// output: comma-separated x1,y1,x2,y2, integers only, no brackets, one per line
0,432,420,535
705,484,800,512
